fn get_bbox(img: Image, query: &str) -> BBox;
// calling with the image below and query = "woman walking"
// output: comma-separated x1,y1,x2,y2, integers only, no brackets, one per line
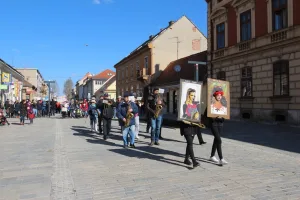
206,90,228,165
180,121,200,168
20,100,27,125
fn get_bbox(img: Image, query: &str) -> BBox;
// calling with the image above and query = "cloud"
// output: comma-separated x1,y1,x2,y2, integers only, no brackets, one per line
92,0,113,4
93,0,100,4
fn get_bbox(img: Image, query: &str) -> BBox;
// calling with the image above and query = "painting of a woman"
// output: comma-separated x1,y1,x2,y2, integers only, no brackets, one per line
182,88,200,121
211,90,227,115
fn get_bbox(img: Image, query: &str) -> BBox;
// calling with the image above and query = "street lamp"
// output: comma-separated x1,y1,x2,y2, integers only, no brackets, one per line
188,61,207,82
44,80,55,117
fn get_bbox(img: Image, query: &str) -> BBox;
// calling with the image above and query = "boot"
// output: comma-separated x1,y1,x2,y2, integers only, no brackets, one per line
184,158,192,165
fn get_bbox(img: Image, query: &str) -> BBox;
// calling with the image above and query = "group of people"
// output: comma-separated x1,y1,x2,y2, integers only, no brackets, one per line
84,88,227,169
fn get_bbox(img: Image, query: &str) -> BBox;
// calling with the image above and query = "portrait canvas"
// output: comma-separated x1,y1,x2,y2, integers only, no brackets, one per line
207,78,230,119
178,79,202,123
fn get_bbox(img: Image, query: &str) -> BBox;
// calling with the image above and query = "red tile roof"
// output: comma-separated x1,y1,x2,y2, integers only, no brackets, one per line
92,69,115,80
153,51,207,86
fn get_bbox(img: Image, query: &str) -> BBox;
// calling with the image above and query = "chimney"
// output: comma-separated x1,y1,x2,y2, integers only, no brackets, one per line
169,21,175,26
149,35,153,39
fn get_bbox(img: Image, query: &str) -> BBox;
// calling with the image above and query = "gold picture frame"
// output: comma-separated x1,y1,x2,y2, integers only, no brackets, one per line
207,78,230,119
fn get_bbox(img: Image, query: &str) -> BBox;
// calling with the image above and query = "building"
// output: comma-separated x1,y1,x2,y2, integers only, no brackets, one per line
206,0,300,124
21,80,34,101
114,15,207,99
0,59,24,103
75,72,92,100
94,75,116,100
16,68,45,99
82,69,115,99
152,51,207,117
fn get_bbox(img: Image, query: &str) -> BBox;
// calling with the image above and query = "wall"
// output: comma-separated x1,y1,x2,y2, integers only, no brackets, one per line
115,48,150,96
255,0,268,37
152,16,207,74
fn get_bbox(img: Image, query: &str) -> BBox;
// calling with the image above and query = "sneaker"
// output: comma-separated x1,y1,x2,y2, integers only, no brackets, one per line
210,156,219,163
184,159,192,165
219,159,228,165
154,142,160,146
149,142,154,146
123,145,128,149
129,144,136,148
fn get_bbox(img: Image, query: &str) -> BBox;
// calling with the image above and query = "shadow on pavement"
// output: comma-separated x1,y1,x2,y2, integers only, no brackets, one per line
200,120,300,154
108,148,188,169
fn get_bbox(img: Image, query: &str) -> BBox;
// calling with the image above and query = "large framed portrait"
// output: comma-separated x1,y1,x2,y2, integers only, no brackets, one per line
207,78,230,119
178,79,203,123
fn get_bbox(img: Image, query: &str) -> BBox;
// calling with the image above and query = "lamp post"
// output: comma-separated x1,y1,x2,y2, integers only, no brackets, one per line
187,61,207,82
44,80,55,117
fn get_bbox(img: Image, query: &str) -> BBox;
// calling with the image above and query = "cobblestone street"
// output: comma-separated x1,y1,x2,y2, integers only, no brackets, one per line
1,116,300,200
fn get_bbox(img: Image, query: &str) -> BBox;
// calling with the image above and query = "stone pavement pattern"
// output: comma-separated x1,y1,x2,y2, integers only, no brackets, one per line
0,117,300,200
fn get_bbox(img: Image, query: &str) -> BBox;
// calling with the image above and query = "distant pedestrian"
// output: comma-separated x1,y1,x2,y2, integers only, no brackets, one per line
19,100,27,125
88,99,100,132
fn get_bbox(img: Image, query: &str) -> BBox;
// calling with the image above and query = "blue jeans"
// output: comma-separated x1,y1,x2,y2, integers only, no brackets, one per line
33,108,37,116
150,115,163,142
122,125,135,146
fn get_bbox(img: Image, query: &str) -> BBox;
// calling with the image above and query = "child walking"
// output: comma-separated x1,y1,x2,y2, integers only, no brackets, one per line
88,98,100,132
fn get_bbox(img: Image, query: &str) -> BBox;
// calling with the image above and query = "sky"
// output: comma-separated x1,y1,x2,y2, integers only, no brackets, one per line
0,0,207,95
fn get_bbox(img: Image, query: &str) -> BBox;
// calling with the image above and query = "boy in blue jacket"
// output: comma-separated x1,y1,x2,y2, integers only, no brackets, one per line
117,92,138,148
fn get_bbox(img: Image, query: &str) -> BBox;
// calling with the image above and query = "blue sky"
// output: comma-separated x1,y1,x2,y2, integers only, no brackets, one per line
0,0,207,95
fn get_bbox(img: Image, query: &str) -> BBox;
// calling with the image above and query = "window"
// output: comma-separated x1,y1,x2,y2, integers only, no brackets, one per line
144,57,149,75
217,71,226,80
241,67,252,97
272,0,287,31
273,60,289,96
240,10,251,41
216,23,225,49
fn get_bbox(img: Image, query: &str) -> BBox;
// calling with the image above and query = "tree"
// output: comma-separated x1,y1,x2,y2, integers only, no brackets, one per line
63,78,74,100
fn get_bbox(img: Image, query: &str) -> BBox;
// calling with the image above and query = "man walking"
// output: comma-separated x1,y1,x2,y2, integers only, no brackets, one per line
147,88,165,146
117,92,138,148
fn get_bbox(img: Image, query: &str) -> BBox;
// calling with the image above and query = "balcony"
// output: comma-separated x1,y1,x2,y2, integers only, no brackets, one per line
271,29,287,43
214,49,225,58
238,40,251,51
136,68,149,81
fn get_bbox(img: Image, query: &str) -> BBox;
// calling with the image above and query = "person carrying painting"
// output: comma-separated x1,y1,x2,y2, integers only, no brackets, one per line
205,89,228,166
182,88,206,145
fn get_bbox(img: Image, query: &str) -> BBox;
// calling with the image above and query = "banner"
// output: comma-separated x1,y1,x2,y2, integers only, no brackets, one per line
0,84,8,90
14,81,19,96
1,72,10,83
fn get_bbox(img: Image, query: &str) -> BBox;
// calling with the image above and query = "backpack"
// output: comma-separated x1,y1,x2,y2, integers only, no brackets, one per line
103,103,113,119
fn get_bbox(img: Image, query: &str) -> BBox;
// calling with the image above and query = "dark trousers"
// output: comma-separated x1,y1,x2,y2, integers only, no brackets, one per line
211,122,223,159
103,118,112,136
37,110,42,117
51,108,56,116
196,132,205,143
98,117,103,133
184,134,196,161
20,116,25,123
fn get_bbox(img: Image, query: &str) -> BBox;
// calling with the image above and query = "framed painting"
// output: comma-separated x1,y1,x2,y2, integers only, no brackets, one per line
178,79,203,123
207,78,230,119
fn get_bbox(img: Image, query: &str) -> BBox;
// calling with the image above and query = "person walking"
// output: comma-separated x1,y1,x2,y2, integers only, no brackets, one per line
19,100,27,125
88,98,100,132
147,88,165,146
180,121,200,168
27,101,35,124
98,94,115,140
117,92,138,148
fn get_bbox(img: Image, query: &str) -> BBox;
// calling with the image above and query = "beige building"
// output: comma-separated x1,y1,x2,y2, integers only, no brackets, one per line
16,68,45,98
114,15,207,98
94,75,116,100
206,0,300,124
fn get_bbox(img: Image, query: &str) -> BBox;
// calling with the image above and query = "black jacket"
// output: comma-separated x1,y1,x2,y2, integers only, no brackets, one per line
97,99,116,119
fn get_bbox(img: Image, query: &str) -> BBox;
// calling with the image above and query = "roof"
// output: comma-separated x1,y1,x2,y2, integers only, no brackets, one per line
0,59,25,78
153,51,207,86
92,69,115,80
114,15,206,68
94,75,116,96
